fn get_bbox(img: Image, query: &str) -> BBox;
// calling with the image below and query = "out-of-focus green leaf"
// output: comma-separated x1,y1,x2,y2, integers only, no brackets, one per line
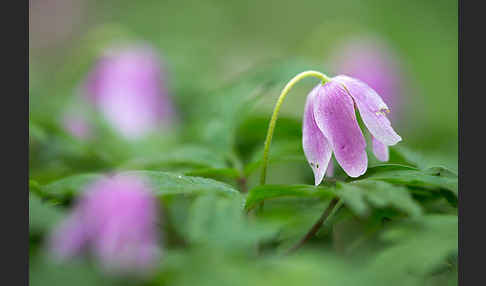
366,215,458,286
29,120,49,144
29,193,64,234
185,195,277,252
244,139,305,176
185,59,316,154
29,254,118,286
236,115,302,160
37,173,104,200
158,248,371,286
119,145,229,171
336,180,423,218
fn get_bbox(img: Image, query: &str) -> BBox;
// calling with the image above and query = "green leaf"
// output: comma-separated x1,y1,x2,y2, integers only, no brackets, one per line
362,165,458,197
189,81,267,153
336,180,423,218
244,184,335,211
184,167,241,180
385,146,424,168
38,171,240,200
29,254,118,286
245,180,422,218
367,215,458,286
123,170,240,198
37,173,104,199
185,195,278,252
29,193,64,234
29,120,48,144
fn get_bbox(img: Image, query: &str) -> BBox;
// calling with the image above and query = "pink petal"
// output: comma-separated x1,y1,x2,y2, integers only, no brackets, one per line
48,212,88,260
302,85,333,185
325,160,334,177
333,75,401,146
313,81,368,178
372,136,389,161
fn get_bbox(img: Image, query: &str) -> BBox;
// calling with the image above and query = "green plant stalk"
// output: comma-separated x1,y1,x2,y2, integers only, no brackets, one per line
260,70,331,185
287,197,342,254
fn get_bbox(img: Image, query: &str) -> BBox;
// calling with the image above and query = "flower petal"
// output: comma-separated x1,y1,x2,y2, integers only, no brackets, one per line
372,136,389,161
302,84,333,185
48,212,88,260
325,160,334,177
333,75,401,146
313,81,367,177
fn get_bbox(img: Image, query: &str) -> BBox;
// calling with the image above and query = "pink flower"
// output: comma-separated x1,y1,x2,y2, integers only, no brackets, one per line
302,76,401,185
61,114,92,139
84,45,175,139
48,174,161,275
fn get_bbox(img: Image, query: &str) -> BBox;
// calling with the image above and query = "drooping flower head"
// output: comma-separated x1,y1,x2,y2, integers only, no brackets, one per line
48,174,161,275
303,76,401,185
329,37,404,162
84,44,175,139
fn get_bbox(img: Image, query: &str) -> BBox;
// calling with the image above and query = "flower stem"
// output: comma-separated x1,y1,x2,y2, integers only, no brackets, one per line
260,71,331,185
287,197,341,254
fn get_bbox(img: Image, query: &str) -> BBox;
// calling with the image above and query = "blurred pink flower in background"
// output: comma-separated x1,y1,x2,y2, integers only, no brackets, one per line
84,45,175,139
62,114,92,139
48,174,161,275
327,36,405,164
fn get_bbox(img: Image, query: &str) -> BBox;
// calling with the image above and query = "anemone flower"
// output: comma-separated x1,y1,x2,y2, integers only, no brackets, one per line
84,45,175,139
48,174,161,275
302,75,401,185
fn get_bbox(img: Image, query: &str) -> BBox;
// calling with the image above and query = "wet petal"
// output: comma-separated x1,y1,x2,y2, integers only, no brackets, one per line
372,136,389,161
302,84,332,185
313,81,367,177
333,75,401,146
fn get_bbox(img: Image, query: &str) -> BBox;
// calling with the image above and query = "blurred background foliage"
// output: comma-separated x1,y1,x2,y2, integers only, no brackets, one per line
29,0,458,285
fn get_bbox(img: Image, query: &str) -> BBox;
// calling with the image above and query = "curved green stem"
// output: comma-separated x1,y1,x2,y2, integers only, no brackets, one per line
260,70,331,185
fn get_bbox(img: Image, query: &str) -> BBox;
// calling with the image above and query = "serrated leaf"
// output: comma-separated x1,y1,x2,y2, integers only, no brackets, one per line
337,180,423,218
245,180,422,219
361,165,458,197
185,195,277,252
367,215,457,286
